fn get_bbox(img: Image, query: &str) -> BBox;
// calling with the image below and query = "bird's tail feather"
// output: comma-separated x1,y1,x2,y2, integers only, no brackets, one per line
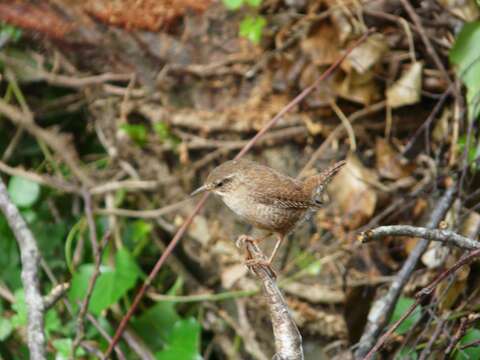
303,160,346,198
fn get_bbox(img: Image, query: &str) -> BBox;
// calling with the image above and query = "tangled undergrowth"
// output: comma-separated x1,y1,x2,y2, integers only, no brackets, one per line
0,0,480,359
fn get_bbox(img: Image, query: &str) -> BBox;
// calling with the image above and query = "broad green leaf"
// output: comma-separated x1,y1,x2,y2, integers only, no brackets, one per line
132,302,180,351
45,308,62,336
222,0,244,10
245,0,262,6
156,318,202,360
120,124,148,146
389,297,421,335
8,176,40,208
450,21,480,120
11,289,27,328
0,317,13,341
239,16,266,44
69,248,141,315
455,328,480,360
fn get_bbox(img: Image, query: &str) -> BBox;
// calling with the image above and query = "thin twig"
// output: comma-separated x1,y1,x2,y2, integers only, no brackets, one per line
359,225,480,250
43,283,70,310
354,185,457,359
0,160,80,194
399,0,452,87
0,178,46,360
364,247,480,359
0,99,93,186
104,29,374,358
72,191,111,356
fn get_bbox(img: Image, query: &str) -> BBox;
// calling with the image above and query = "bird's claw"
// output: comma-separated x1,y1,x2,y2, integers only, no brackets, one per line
235,235,256,248
245,258,277,279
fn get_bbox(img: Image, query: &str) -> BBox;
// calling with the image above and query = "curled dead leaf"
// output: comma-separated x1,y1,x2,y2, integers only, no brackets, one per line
329,154,378,229
376,138,414,179
386,62,423,108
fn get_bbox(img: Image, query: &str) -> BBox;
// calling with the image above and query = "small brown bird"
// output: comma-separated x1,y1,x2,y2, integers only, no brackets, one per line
191,159,346,268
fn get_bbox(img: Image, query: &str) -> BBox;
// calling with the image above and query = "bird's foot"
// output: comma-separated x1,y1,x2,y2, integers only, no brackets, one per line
245,258,277,279
235,235,257,248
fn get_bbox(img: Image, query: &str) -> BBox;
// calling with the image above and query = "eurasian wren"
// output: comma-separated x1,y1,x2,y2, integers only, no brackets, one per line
191,159,346,267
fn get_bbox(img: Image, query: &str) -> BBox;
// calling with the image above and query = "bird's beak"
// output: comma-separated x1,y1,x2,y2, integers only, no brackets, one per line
190,184,211,197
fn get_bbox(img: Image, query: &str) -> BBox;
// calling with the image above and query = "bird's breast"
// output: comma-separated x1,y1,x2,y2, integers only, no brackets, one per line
220,193,305,234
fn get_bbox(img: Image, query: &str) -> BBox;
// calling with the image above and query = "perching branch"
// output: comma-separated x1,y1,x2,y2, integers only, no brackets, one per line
241,236,304,360
359,225,480,250
0,178,46,360
354,185,457,359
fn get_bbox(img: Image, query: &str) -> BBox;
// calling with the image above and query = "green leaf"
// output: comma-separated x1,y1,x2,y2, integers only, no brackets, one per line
10,289,61,337
222,0,244,10
52,338,85,360
0,317,13,341
132,301,180,351
389,297,421,335
8,176,40,208
69,248,141,315
395,347,418,360
0,216,21,288
11,289,27,328
239,16,266,44
455,328,480,359
156,318,202,360
0,24,22,45
120,124,148,146
45,308,62,336
126,220,153,256
153,122,181,146
450,21,480,120
245,0,262,6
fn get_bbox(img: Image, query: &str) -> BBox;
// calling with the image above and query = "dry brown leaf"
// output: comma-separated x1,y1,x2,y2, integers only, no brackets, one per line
329,153,377,229
437,0,480,21
334,70,380,105
375,138,413,179
386,62,423,108
301,23,342,66
342,33,388,74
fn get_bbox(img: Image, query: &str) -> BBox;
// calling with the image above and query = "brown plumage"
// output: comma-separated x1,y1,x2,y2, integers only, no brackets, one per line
191,159,346,267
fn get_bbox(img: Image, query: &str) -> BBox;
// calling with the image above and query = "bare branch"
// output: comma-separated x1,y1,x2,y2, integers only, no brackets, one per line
72,191,111,355
242,236,304,360
0,178,46,360
0,99,93,186
43,282,70,310
354,185,457,359
359,225,480,250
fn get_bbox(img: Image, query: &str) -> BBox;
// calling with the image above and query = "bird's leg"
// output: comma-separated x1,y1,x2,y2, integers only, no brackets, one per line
267,234,284,265
237,234,277,279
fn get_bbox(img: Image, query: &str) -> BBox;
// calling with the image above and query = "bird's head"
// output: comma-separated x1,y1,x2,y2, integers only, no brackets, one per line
190,160,246,197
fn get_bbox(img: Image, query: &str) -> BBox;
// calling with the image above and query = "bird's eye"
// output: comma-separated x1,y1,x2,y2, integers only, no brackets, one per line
216,177,232,188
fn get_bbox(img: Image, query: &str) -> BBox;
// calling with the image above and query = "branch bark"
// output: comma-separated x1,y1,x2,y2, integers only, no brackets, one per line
242,236,304,360
359,225,480,250
0,178,46,360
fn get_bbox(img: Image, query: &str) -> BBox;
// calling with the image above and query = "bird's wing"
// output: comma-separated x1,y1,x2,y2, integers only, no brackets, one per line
243,163,314,209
